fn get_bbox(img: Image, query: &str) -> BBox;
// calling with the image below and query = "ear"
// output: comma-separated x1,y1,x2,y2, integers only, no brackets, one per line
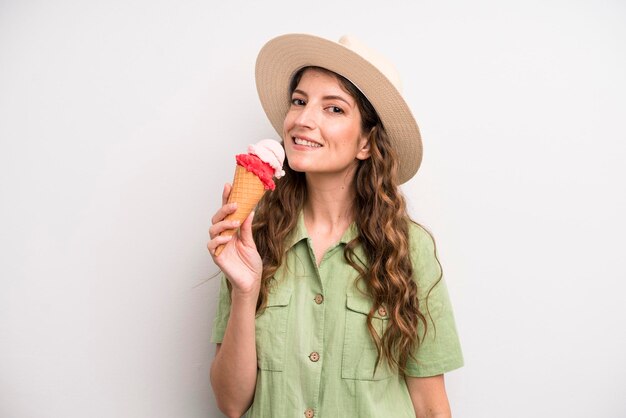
356,133,371,161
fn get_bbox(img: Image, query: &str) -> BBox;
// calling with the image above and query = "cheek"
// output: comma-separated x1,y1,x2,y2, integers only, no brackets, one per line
282,111,294,133
330,123,363,148
283,107,301,126
282,117,290,135
284,144,294,160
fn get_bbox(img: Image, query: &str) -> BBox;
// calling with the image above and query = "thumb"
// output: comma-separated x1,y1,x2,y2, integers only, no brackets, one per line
239,210,256,248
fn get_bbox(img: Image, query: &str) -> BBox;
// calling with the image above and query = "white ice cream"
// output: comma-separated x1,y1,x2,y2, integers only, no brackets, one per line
248,139,286,178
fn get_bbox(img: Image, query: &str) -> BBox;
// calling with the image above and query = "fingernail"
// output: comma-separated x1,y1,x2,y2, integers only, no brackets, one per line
232,220,240,226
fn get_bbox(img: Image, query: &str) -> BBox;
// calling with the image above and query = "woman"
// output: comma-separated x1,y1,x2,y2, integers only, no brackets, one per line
207,34,463,418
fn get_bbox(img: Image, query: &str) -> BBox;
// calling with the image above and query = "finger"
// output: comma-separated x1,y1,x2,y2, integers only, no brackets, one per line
222,183,232,206
211,202,238,225
209,218,241,239
207,234,233,256
238,211,257,249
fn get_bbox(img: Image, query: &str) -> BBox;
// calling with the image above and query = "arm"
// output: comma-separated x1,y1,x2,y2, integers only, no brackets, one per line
210,288,258,417
208,184,263,418
404,224,463,417
405,374,452,418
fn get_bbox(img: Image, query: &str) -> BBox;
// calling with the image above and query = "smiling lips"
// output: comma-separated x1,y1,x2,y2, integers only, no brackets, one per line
293,137,322,148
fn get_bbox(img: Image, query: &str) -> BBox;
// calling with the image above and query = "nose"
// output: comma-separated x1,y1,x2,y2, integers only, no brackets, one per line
292,103,317,129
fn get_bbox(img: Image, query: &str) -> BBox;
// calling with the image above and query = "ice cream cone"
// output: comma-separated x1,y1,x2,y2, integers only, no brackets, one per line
215,165,267,256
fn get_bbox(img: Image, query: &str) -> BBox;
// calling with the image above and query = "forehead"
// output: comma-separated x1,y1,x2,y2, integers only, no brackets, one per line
295,68,353,98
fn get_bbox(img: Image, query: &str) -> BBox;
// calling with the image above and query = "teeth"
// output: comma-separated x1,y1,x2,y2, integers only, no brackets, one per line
294,137,321,148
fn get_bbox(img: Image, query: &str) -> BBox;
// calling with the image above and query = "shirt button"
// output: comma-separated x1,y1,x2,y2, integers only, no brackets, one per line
309,351,320,362
314,294,324,304
304,408,315,417
378,307,387,317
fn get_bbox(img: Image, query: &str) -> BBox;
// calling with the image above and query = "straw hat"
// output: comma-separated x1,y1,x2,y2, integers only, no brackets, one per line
255,33,423,184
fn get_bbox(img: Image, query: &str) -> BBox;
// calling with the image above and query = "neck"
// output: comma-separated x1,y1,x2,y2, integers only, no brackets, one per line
303,171,356,230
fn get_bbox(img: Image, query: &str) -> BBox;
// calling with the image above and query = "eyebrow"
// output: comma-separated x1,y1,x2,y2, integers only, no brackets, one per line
292,89,353,107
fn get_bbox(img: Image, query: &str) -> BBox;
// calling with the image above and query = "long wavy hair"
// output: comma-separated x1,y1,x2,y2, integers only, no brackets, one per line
252,66,437,373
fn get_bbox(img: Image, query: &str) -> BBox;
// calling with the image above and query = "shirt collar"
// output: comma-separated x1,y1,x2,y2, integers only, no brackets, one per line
285,211,309,250
339,221,359,245
285,211,364,259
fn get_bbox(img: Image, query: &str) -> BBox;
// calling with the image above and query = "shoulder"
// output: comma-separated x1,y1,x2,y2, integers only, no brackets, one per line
406,221,443,295
407,221,437,256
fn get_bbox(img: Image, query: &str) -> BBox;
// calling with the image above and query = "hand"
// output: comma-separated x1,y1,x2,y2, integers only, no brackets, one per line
207,183,263,295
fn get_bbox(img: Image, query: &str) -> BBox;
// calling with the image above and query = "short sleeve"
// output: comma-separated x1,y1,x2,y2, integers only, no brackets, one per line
404,223,464,377
210,274,232,344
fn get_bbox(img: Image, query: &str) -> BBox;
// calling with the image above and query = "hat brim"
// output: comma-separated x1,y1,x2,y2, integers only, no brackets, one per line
255,34,422,184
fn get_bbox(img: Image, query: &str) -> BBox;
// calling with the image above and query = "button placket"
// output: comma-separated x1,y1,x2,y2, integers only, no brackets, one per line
303,238,327,418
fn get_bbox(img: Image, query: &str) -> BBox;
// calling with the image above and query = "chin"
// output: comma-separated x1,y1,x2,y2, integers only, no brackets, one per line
285,154,308,171
287,160,308,173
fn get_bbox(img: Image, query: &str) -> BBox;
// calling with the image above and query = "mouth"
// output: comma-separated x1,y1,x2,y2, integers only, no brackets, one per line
292,136,322,148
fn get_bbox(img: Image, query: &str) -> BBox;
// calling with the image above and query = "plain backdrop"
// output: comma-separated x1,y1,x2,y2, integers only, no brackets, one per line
1,0,625,417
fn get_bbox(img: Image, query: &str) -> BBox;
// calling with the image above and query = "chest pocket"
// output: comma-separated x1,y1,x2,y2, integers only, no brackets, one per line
255,285,292,372
342,292,393,380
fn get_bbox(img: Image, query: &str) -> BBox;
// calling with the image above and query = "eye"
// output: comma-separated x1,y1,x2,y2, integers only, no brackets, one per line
327,106,344,114
291,98,306,106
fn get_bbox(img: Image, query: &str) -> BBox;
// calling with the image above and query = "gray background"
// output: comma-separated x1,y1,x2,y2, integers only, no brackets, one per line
1,0,625,416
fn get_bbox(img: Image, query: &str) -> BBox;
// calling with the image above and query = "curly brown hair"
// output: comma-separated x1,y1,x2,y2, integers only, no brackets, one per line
252,66,435,373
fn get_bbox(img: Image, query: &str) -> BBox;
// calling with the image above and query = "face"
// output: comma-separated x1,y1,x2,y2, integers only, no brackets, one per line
282,68,370,180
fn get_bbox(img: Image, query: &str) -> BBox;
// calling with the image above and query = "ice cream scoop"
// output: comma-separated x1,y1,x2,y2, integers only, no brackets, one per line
215,139,285,256
248,139,286,180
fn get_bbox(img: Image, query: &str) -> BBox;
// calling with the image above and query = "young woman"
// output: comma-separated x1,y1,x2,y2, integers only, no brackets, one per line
207,34,463,418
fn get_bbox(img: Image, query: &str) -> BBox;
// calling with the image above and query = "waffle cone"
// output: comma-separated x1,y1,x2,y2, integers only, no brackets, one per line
215,165,267,256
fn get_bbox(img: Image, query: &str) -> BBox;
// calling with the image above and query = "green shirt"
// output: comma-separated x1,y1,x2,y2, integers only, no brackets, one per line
211,214,463,417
